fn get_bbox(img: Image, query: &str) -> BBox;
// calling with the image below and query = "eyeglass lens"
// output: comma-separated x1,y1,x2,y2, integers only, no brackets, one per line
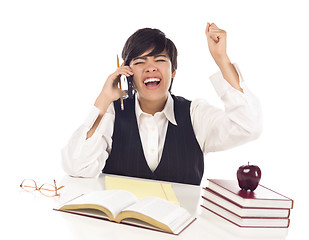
40,183,58,197
20,179,37,192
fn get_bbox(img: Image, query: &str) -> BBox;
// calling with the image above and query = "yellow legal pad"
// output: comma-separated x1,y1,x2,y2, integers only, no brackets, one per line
105,176,179,205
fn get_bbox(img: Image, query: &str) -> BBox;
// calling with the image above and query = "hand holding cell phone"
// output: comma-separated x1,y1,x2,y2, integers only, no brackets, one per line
94,63,133,113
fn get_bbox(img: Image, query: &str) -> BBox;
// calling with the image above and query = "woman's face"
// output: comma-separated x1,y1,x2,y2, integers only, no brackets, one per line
129,49,176,104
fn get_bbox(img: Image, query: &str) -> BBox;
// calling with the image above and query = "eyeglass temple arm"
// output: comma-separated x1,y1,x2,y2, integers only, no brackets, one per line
53,179,64,190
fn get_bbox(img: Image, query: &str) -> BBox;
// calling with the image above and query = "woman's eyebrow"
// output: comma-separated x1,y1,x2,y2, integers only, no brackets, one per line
132,56,147,62
133,54,168,61
154,54,168,58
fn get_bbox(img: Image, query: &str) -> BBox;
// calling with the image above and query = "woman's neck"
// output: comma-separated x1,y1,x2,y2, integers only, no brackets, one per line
138,95,168,115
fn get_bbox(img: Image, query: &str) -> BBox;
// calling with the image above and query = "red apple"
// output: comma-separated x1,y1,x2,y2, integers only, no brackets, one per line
237,162,261,191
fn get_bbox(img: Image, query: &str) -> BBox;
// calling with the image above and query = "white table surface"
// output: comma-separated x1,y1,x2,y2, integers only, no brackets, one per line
7,174,301,240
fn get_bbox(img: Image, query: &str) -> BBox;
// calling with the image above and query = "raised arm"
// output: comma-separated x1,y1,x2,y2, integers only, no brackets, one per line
62,63,133,177
87,63,133,139
191,22,262,153
205,22,243,93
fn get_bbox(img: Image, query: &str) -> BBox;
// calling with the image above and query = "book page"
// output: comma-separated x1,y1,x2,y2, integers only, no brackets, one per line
105,176,179,205
118,197,191,233
60,190,137,219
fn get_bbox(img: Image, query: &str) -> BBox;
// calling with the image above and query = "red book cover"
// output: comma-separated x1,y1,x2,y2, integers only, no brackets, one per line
202,188,291,218
205,179,293,209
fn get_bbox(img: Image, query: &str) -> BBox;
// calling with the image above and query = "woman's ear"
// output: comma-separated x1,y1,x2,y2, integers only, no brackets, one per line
172,70,176,78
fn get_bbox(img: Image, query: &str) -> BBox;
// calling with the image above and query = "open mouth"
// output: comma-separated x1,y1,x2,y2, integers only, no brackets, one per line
143,78,161,87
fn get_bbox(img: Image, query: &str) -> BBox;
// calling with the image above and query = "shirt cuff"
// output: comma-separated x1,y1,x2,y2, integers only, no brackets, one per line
209,63,244,98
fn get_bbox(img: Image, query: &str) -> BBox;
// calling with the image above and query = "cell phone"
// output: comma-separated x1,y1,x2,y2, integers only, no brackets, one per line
127,75,134,99
122,59,134,99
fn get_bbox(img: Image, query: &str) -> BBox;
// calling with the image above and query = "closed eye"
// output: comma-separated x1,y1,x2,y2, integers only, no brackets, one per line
134,61,145,65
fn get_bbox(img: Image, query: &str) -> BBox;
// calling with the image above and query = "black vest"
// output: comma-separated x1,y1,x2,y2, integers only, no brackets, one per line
102,95,204,185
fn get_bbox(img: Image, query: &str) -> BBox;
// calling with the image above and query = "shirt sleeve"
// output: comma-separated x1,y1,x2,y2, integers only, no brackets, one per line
190,64,262,153
61,104,115,177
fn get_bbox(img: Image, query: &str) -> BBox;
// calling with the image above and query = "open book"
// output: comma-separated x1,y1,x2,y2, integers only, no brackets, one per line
55,190,196,235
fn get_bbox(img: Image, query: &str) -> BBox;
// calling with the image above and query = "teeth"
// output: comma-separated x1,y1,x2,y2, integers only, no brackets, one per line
144,78,161,84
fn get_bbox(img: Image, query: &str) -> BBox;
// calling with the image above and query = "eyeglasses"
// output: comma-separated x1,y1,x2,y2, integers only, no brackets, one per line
20,179,64,197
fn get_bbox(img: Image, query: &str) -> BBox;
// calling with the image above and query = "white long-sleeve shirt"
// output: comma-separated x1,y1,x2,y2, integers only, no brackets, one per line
61,64,262,177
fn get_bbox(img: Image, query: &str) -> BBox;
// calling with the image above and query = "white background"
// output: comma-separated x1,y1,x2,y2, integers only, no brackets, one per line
1,0,308,239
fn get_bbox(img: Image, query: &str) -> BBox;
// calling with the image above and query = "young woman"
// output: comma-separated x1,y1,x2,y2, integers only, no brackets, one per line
62,23,262,185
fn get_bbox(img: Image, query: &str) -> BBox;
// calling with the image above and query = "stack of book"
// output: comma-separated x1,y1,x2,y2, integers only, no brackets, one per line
201,179,293,230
